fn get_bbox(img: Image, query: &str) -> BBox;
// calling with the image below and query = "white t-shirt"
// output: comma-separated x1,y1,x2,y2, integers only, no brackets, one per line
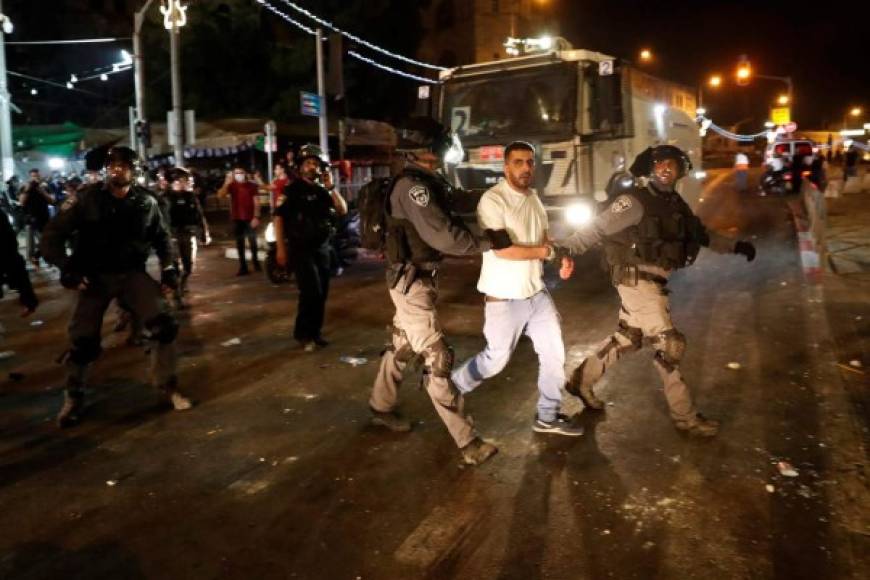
476,179,547,299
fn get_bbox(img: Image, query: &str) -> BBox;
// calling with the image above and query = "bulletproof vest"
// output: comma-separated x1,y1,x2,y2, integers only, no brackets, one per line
281,179,336,250
603,185,706,270
71,184,165,274
168,191,200,229
385,168,452,266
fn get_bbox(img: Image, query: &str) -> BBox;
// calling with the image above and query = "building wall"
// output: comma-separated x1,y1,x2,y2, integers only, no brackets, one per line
418,0,553,67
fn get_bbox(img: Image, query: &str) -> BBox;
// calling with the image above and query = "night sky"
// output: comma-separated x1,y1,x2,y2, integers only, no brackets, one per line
554,0,870,130
3,0,868,131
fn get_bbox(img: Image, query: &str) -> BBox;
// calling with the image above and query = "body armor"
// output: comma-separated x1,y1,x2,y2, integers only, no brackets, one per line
168,191,202,231
603,185,708,271
385,168,455,266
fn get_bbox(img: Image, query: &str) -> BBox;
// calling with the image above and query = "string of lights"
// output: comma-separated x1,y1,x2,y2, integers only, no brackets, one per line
257,0,437,84
6,37,130,45
272,0,446,71
347,51,437,84
8,70,100,96
255,0,321,36
697,115,769,142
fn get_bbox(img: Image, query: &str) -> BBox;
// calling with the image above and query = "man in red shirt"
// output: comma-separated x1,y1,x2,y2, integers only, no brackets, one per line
270,162,291,210
218,165,262,275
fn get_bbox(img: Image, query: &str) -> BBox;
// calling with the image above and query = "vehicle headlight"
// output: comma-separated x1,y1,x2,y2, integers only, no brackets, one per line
443,134,464,165
565,201,594,227
693,170,707,180
264,221,276,243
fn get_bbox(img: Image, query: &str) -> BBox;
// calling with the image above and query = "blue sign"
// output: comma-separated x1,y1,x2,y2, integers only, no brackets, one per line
301,92,322,117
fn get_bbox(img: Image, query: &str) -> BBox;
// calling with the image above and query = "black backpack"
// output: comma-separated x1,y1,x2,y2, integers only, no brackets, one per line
357,176,396,251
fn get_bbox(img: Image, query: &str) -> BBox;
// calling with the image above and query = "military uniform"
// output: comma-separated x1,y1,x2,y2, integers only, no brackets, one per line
168,189,208,301
274,178,337,344
41,182,190,426
369,164,492,449
557,182,742,431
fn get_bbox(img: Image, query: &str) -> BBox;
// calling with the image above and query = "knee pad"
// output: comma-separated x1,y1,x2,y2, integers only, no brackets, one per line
422,338,454,379
145,313,179,344
616,321,643,350
653,329,686,371
69,336,102,365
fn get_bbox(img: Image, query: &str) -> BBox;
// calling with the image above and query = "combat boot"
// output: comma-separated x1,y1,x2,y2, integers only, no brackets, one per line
370,408,412,432
461,438,498,466
56,390,85,428
566,381,605,410
159,378,193,411
674,414,719,437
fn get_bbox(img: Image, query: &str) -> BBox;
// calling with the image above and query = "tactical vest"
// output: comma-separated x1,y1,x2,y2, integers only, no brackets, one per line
385,168,452,266
168,192,201,230
603,185,707,271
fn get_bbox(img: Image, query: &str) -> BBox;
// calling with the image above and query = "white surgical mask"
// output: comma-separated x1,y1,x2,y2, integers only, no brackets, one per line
233,174,245,183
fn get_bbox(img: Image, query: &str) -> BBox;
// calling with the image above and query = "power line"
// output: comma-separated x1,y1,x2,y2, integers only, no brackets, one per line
348,51,437,84
273,0,446,71
6,37,130,45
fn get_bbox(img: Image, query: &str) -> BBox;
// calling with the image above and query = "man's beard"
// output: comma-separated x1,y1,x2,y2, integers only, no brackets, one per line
108,175,132,188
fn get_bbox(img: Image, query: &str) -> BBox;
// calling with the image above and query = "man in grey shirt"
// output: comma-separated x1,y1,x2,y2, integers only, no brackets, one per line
555,146,756,437
368,119,508,466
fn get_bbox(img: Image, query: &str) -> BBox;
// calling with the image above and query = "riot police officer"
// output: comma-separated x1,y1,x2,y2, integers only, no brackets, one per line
274,144,347,351
41,146,192,427
166,167,210,309
555,145,756,437
367,118,503,466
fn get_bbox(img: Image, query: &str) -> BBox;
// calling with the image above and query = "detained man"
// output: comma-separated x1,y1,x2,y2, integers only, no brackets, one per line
451,141,584,436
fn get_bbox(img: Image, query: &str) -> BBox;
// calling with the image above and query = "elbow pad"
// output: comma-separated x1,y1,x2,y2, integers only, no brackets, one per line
484,229,512,250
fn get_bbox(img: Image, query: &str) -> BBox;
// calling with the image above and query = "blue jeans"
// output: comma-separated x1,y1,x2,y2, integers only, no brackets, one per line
452,291,565,422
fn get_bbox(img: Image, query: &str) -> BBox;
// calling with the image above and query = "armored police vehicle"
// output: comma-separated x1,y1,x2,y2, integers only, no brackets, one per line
434,49,705,221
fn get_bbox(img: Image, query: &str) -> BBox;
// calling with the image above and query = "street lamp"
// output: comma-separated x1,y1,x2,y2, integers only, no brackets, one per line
639,48,652,62
698,74,721,109
709,75,722,88
161,0,188,165
777,95,789,106
850,107,862,117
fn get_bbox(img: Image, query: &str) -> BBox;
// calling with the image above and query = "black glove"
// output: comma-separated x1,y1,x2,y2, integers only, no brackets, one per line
161,266,179,290
60,268,84,289
734,241,756,262
19,289,38,313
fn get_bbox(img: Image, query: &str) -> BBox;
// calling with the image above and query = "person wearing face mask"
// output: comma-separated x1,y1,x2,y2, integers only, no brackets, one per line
554,145,756,437
41,147,190,428
218,164,262,276
273,144,347,352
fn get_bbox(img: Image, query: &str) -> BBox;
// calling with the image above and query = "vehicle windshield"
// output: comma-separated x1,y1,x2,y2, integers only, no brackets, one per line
442,63,576,144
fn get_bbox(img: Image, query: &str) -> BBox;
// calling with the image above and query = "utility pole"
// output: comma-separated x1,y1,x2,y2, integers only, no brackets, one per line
133,0,155,158
0,1,14,180
315,28,328,158
169,22,183,164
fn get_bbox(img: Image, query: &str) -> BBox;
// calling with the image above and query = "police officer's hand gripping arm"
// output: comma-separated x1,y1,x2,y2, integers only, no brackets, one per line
396,181,494,256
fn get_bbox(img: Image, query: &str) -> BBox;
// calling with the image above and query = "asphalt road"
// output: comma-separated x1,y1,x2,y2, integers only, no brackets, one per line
0,170,866,579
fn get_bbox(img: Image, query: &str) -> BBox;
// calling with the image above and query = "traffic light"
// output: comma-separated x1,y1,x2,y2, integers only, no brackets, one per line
135,120,152,148
736,55,751,86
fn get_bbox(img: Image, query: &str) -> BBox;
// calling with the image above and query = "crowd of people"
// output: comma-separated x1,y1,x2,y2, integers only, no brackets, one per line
0,120,758,467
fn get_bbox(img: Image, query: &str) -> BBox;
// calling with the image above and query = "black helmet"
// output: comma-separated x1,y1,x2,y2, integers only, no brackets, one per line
396,117,452,157
165,167,192,183
297,143,328,169
629,145,692,178
103,146,139,170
